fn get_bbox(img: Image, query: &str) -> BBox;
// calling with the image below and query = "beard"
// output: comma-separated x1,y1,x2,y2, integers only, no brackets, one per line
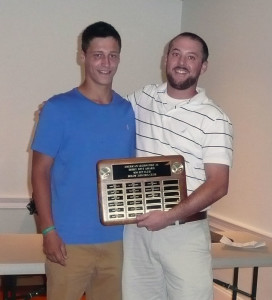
166,69,199,90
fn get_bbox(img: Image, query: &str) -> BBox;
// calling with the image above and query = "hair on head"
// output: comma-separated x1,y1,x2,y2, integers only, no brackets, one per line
81,21,121,53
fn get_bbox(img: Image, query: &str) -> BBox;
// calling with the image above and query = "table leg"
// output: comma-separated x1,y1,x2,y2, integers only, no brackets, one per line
1,275,46,300
251,267,258,300
214,266,259,300
232,267,239,300
2,275,17,300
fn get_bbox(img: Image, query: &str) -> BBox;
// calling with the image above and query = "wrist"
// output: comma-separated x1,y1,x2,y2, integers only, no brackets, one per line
166,210,178,224
42,225,56,236
167,205,183,223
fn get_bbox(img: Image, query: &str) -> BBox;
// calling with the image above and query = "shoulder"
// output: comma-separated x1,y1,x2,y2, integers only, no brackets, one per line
138,83,164,97
142,83,162,94
47,88,77,106
127,83,164,102
193,88,231,122
112,91,135,116
40,89,78,120
113,91,129,104
43,88,82,115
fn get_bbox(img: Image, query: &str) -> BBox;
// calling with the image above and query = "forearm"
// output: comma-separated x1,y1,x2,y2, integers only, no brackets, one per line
168,180,228,222
136,163,229,231
166,163,229,223
32,151,55,230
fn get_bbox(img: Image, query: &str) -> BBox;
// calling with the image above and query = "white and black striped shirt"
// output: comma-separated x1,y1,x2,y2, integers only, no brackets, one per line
127,83,233,195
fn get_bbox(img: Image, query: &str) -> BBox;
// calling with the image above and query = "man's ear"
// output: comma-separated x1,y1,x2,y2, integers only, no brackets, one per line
201,61,208,75
164,54,168,67
79,50,86,64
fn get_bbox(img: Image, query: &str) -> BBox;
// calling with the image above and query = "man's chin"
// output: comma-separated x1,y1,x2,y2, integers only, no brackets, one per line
167,76,197,90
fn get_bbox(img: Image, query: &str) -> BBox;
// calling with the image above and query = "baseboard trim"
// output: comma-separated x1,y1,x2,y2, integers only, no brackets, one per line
209,211,272,239
0,198,29,209
213,283,245,300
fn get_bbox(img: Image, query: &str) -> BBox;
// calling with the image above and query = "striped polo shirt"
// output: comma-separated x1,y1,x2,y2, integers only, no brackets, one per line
127,83,233,195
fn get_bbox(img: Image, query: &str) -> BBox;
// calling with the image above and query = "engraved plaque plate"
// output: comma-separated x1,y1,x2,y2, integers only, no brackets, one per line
97,155,187,225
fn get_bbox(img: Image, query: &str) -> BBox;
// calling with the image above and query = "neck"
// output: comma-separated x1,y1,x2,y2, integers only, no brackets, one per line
78,81,113,104
166,84,198,100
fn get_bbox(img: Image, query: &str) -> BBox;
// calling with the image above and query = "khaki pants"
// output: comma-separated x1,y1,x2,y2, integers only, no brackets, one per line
123,220,213,300
46,241,123,300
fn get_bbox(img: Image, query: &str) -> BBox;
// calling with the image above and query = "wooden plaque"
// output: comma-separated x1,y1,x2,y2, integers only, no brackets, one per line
96,155,187,225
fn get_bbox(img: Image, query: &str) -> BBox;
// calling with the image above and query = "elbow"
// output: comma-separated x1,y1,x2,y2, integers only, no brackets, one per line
217,182,229,200
221,188,228,199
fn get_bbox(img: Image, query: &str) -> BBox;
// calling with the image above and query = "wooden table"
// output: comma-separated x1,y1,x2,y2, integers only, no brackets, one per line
1,231,272,300
0,234,45,300
0,234,45,275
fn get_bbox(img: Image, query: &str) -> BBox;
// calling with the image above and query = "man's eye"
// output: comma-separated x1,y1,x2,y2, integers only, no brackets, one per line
188,56,196,60
110,54,119,59
172,52,179,57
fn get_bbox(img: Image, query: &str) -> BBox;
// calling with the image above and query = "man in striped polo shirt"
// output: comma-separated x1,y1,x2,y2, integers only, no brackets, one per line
123,32,233,300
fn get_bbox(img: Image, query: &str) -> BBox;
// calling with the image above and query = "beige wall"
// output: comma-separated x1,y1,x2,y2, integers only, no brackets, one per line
3,0,271,236
1,0,272,297
181,0,272,298
181,0,272,237
0,0,182,198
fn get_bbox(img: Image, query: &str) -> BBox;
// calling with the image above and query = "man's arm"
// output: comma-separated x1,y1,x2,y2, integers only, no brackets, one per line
32,151,67,265
137,163,229,231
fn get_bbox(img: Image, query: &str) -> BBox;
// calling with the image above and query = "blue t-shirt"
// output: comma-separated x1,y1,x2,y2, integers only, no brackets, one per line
32,88,136,244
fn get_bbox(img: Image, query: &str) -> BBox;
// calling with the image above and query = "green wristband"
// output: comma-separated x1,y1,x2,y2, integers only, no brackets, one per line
42,225,56,235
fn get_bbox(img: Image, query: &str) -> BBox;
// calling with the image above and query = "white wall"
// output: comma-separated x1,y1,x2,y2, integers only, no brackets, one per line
181,0,272,237
181,0,272,298
0,0,182,200
2,0,272,297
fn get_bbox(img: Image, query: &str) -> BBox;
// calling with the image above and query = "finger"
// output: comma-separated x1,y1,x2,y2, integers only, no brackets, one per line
136,220,146,228
136,212,149,221
47,254,58,264
60,243,68,259
54,253,66,266
46,249,66,266
58,257,66,266
137,219,151,228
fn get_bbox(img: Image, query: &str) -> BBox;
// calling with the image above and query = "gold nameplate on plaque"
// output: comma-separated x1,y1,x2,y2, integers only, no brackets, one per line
96,155,187,225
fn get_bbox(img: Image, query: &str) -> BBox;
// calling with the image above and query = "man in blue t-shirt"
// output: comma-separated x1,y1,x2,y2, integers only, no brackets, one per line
31,21,135,300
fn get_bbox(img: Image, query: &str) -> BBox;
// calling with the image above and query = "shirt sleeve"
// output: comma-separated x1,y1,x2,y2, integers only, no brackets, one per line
31,100,64,158
202,114,233,166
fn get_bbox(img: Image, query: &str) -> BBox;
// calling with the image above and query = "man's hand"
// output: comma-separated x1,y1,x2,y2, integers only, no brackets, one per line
43,231,67,266
136,210,173,231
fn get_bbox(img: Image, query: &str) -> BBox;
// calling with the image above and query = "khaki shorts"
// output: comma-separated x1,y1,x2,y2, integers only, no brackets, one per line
46,241,123,300
123,220,213,300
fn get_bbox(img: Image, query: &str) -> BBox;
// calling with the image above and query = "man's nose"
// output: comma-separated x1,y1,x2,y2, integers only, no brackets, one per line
178,55,187,65
101,55,110,66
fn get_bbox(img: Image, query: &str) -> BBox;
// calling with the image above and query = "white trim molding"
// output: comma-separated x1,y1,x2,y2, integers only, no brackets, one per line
209,211,272,239
0,198,30,209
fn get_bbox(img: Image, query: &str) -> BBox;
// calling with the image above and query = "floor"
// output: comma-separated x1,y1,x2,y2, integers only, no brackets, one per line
0,283,86,300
